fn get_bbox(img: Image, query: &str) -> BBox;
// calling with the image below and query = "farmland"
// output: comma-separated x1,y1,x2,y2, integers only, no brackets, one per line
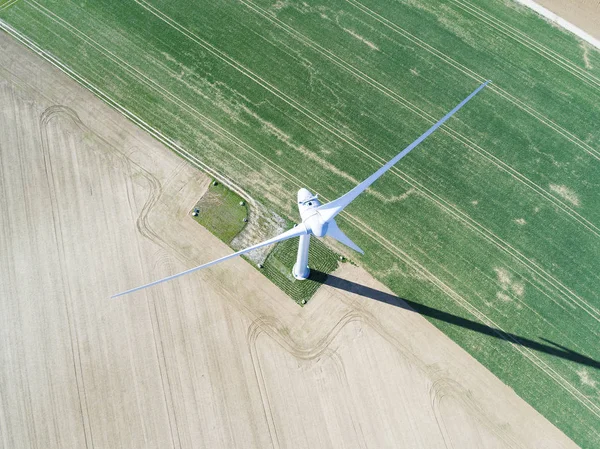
1,0,599,446
1,29,581,449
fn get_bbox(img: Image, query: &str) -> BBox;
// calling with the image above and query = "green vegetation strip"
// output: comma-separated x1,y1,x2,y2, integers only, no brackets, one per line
192,180,248,244
261,235,339,306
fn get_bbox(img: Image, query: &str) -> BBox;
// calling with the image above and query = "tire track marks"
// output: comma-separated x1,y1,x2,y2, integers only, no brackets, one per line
430,378,526,449
0,0,20,12
123,177,183,449
345,0,600,162
39,105,94,449
246,312,365,449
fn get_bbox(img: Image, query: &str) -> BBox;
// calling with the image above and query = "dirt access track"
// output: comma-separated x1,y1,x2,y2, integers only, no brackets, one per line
0,32,577,449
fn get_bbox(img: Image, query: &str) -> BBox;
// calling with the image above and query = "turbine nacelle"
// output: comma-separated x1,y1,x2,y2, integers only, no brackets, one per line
297,188,328,237
297,188,320,208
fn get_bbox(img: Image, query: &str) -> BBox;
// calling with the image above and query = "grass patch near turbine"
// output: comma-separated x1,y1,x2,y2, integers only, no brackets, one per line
191,181,335,305
261,236,339,306
192,180,248,244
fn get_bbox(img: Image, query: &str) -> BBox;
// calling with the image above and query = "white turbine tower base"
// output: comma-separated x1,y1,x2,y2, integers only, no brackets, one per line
293,234,311,280
112,81,490,298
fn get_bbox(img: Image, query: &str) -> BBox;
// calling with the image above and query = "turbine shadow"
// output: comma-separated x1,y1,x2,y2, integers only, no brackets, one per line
310,271,600,370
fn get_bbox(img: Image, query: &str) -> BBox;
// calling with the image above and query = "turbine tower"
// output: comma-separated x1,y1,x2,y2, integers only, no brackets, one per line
113,81,489,298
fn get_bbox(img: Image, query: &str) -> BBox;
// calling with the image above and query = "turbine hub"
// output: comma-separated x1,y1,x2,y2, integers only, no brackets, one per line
304,213,328,237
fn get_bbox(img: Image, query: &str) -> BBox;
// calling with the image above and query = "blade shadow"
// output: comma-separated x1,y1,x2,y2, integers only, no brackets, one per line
310,271,600,370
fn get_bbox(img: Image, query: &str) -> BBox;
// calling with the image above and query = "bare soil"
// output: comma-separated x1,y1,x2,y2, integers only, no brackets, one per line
534,0,600,39
0,32,578,449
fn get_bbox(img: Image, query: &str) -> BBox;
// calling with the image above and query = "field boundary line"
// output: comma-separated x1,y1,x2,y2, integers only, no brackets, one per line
1,15,596,417
23,3,266,179
344,0,600,161
0,21,261,223
451,0,600,86
0,0,20,12
25,0,310,201
238,0,600,321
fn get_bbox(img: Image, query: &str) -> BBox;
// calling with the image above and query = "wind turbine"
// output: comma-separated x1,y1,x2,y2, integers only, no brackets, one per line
113,81,489,298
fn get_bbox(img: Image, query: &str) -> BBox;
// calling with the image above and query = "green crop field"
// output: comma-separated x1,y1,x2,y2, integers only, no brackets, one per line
1,0,599,445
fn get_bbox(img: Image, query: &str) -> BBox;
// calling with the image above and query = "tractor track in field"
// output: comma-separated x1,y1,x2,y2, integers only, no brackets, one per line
41,97,189,449
143,267,184,449
3,10,598,419
429,377,526,449
246,313,365,449
131,194,184,449
246,293,526,449
344,0,600,162
0,0,20,12
41,104,170,253
39,104,97,449
246,317,281,449
40,104,192,449
246,312,380,449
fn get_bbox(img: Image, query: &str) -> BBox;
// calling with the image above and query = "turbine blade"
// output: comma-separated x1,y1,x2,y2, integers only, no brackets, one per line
112,224,308,298
325,219,364,254
317,80,490,222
